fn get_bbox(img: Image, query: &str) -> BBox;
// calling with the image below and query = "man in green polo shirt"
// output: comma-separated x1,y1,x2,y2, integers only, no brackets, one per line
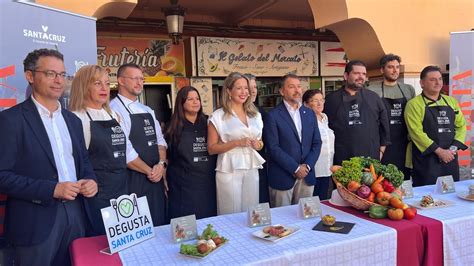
404,65,467,186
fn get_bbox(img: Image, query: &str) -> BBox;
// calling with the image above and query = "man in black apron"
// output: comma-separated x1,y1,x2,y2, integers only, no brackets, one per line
368,54,416,179
325,60,391,165
110,63,167,226
85,112,128,235
405,66,467,186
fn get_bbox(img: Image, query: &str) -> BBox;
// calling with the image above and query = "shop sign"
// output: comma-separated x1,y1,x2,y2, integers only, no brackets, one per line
97,37,185,83
197,37,318,77
190,78,213,115
320,42,346,76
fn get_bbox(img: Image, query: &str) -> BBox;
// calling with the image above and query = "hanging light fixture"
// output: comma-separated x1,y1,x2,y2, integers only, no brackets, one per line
162,0,186,45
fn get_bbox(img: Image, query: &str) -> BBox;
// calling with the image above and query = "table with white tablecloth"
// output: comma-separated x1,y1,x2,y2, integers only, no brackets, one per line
118,204,396,266
407,179,474,266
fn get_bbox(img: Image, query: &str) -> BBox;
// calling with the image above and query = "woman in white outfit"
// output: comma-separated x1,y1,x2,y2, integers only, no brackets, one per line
208,72,265,215
302,89,335,200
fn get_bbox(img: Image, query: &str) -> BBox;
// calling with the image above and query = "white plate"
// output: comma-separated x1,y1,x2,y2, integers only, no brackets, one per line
457,192,474,201
409,199,454,210
179,240,228,259
252,225,300,242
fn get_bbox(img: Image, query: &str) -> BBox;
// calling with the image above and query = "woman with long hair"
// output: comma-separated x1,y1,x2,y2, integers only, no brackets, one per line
165,86,217,219
69,65,155,235
302,89,334,200
208,72,265,215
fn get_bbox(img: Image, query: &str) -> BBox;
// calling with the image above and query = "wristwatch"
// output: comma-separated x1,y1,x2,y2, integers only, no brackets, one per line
158,160,167,168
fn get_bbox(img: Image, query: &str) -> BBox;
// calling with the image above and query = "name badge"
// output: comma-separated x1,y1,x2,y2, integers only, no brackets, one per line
170,215,198,243
400,180,414,199
435,175,455,194
298,196,322,219
247,203,271,227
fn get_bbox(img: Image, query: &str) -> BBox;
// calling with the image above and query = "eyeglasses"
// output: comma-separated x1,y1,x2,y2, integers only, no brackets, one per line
31,70,71,80
309,99,325,104
121,76,145,82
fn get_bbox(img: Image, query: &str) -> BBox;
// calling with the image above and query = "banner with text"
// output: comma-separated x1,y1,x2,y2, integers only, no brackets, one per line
97,37,185,83
449,32,474,179
0,1,97,111
197,37,318,77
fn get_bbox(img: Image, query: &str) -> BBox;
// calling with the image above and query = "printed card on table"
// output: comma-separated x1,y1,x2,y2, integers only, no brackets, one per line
435,175,455,194
401,180,414,199
298,196,322,219
170,215,198,243
247,203,271,227
100,193,155,254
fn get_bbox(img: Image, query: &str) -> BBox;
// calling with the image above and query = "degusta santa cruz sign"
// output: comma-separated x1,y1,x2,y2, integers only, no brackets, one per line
101,193,155,254
196,37,319,77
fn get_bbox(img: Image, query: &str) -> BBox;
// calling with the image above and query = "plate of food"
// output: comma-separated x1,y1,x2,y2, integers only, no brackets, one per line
457,191,474,201
252,224,299,242
179,224,228,259
409,195,453,209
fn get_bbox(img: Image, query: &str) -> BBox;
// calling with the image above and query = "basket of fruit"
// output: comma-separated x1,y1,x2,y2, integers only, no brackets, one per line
331,157,405,211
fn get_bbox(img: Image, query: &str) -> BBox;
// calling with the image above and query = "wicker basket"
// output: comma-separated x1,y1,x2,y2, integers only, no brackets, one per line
332,176,380,211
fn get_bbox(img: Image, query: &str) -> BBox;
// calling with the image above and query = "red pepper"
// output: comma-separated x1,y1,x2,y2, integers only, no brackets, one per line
382,179,395,193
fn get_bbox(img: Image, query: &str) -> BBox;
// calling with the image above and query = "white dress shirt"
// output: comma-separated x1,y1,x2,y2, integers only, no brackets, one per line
73,108,139,164
208,108,265,173
32,96,77,182
314,113,335,177
283,100,302,141
110,94,167,148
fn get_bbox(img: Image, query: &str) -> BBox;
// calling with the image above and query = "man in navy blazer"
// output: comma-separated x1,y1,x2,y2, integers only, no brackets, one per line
0,49,98,266
264,74,322,207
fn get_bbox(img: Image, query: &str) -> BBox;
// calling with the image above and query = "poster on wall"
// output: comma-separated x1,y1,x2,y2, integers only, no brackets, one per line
449,31,473,180
0,1,97,111
320,42,346,76
196,37,318,77
97,37,185,83
190,78,213,115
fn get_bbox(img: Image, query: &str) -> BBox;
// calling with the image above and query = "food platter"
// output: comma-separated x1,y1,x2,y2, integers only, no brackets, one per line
456,192,474,202
409,199,453,210
252,224,300,242
179,239,228,259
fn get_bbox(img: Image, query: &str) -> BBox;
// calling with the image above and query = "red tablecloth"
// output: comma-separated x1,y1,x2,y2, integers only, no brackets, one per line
322,201,443,266
70,235,122,266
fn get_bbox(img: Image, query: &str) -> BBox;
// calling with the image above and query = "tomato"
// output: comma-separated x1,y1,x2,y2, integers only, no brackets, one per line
389,197,405,209
403,207,417,220
371,183,384,194
387,208,404,220
376,191,392,206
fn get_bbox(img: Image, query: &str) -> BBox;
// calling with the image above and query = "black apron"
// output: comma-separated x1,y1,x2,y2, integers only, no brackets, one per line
412,95,459,186
85,111,128,236
167,119,217,220
380,84,411,179
118,96,166,226
333,89,380,165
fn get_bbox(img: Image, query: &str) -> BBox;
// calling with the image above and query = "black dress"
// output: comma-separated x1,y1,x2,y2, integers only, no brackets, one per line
167,117,217,219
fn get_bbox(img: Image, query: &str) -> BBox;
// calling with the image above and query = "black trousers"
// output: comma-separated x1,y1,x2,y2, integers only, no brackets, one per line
14,200,87,266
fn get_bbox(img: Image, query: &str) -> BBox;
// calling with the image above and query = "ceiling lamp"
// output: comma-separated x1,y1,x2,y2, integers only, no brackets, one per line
162,0,186,45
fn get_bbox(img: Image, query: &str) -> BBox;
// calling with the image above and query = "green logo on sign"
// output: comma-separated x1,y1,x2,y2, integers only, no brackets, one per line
118,198,134,218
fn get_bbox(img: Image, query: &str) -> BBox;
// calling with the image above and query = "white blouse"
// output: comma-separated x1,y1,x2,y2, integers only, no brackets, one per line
73,108,138,164
315,113,335,177
208,108,265,173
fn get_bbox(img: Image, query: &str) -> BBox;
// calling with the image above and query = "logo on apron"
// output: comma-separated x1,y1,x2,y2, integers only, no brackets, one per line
437,110,451,132
390,103,403,124
143,118,156,136
193,136,208,153
348,103,362,125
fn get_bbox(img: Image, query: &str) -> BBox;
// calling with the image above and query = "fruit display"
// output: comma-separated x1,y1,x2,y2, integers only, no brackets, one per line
179,224,227,258
333,157,417,220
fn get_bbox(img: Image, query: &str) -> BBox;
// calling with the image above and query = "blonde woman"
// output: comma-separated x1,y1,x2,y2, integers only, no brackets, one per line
69,65,155,235
208,72,265,215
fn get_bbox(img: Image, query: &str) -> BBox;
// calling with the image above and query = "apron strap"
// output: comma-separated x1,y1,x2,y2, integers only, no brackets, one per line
85,111,93,121
117,95,133,114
